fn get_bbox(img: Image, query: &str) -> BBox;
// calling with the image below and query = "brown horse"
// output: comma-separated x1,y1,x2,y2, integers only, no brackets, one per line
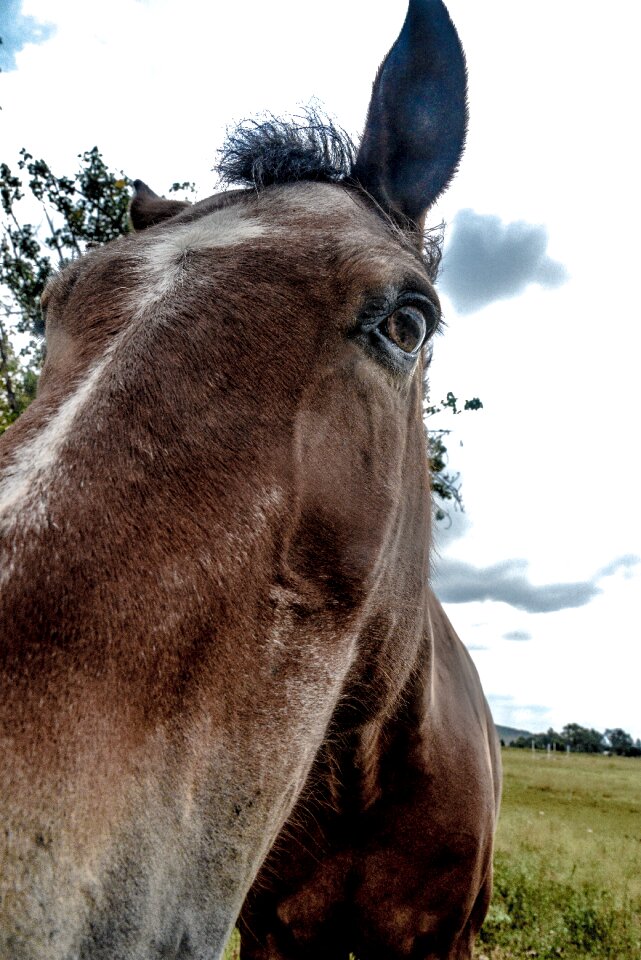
0,1,500,958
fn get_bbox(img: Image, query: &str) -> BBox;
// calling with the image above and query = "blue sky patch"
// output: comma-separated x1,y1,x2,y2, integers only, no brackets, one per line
0,0,54,71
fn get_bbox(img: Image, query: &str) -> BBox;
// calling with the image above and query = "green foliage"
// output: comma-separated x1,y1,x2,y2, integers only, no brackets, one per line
223,928,240,960
424,390,483,520
0,147,132,425
168,181,197,196
1,147,131,335
476,749,641,959
479,854,640,958
510,723,641,756
0,322,37,430
561,723,605,754
604,728,639,757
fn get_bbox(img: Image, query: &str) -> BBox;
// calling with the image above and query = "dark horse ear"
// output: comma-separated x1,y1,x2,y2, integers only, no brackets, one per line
353,0,467,231
129,180,190,231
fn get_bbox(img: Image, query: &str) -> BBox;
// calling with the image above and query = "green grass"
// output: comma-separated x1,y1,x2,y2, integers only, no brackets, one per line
224,929,240,960
224,750,641,959
476,749,641,959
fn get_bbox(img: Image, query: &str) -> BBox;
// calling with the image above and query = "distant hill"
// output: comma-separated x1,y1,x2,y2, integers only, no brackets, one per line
496,724,531,744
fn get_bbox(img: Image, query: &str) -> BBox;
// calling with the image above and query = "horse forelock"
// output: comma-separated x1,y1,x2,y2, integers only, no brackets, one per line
216,109,356,191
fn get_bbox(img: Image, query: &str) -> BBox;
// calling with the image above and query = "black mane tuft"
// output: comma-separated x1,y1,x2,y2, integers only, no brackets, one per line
216,106,443,282
216,107,356,190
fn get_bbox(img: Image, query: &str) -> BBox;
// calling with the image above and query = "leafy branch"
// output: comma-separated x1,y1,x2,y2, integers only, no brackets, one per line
425,391,483,521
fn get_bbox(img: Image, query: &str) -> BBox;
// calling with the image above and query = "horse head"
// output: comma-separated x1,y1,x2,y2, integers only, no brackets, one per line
0,4,499,959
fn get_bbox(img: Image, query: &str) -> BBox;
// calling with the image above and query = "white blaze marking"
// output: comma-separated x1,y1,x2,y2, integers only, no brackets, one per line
0,347,116,539
135,208,268,317
0,208,268,544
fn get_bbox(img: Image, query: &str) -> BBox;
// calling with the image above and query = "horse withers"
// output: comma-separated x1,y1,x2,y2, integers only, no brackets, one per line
0,1,500,958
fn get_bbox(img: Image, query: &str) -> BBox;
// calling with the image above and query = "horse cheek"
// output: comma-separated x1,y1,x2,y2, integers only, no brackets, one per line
287,380,404,608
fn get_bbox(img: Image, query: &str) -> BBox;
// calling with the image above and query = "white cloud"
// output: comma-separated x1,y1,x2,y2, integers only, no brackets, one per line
439,209,568,313
502,630,531,642
434,556,600,613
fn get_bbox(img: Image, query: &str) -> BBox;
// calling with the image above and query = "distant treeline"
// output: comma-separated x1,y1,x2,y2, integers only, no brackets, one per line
507,724,641,756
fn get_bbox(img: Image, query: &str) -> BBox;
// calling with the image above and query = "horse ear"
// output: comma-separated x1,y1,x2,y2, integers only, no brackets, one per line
353,0,467,230
129,180,190,231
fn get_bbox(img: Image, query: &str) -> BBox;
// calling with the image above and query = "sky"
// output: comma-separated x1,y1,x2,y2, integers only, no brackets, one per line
2,0,640,738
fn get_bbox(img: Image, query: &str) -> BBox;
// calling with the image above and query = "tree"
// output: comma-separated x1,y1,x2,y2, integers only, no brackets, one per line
0,147,134,427
0,146,479,518
510,729,564,751
509,724,641,756
561,723,605,754
604,728,640,757
424,390,482,520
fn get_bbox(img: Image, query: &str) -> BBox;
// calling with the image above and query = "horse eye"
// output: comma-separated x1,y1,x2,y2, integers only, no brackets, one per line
382,306,426,354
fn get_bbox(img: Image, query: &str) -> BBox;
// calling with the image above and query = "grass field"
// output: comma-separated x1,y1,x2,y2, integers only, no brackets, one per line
225,750,641,959
476,749,641,959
